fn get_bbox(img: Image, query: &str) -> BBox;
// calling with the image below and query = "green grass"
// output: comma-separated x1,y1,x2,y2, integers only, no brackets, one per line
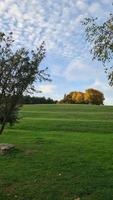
0,104,113,200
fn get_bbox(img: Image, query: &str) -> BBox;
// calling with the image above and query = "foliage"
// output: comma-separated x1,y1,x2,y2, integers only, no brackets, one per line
73,92,84,104
84,88,104,105
82,14,113,86
0,32,50,134
62,93,74,103
60,89,104,105
22,95,57,104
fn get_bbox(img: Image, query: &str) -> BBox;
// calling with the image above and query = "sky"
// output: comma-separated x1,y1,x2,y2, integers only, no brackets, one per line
0,0,113,104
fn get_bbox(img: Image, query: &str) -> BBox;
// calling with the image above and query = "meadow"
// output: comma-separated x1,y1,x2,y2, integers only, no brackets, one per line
0,104,113,200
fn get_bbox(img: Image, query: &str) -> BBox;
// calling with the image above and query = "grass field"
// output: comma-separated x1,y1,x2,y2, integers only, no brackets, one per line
0,104,113,200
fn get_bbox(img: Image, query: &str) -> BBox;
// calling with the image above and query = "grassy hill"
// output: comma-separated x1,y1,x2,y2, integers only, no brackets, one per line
0,104,113,200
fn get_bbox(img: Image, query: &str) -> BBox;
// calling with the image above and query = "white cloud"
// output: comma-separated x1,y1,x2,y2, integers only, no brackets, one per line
0,0,110,58
88,2,102,14
50,65,63,77
0,2,6,12
64,59,104,81
76,0,88,11
35,83,61,100
38,84,57,94
100,0,113,4
88,2,111,20
9,3,22,18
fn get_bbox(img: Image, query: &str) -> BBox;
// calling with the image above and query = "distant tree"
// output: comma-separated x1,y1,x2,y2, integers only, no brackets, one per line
22,95,56,104
66,92,74,103
71,92,78,103
60,89,104,105
82,13,113,86
0,32,50,134
84,89,104,105
60,92,73,103
75,92,84,104
61,91,85,104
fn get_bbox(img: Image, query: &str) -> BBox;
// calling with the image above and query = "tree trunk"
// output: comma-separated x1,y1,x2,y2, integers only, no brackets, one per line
0,122,6,135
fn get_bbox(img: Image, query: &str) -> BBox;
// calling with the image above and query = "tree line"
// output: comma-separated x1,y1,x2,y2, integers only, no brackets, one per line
22,88,105,105
22,95,56,104
59,88,104,105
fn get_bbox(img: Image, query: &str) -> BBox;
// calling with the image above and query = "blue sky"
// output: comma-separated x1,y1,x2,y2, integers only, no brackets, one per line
0,0,113,104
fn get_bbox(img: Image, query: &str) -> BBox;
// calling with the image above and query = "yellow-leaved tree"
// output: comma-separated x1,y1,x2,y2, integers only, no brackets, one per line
75,92,84,104
60,89,104,105
84,89,104,105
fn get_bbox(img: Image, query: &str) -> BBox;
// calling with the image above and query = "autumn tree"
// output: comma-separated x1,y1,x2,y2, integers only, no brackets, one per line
75,92,84,104
82,13,113,86
71,92,78,103
84,89,104,105
0,32,50,134
60,91,85,104
60,89,104,105
62,92,74,103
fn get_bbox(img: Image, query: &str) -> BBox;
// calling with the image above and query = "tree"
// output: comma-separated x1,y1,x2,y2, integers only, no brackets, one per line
61,92,74,103
0,32,50,134
84,88,104,105
71,92,78,103
22,95,56,104
82,14,113,86
59,89,104,105
75,92,84,104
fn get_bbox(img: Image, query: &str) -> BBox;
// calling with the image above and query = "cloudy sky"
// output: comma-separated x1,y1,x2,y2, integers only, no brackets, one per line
0,0,113,104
